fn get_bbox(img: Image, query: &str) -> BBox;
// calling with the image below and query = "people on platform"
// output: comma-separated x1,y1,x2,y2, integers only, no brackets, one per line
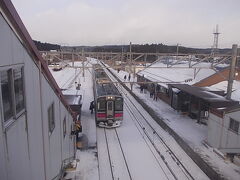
89,101,95,114
124,75,127,81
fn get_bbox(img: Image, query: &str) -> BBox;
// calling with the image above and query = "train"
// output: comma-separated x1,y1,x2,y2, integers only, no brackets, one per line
92,64,124,128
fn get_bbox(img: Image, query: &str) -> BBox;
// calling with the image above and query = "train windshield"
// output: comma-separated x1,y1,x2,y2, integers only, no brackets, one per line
115,97,123,111
107,101,113,111
97,97,106,111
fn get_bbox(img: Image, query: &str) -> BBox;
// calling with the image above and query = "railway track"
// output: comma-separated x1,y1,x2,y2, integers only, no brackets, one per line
102,65,207,180
97,127,132,180
110,78,193,179
123,94,194,180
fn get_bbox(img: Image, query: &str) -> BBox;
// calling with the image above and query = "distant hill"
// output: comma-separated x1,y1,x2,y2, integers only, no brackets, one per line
33,40,231,54
33,40,60,51
62,44,231,54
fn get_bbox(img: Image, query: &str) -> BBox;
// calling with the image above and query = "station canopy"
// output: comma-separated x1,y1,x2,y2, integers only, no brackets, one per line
169,84,239,108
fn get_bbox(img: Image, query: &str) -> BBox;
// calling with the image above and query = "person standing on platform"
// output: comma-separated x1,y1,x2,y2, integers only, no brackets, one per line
89,101,95,114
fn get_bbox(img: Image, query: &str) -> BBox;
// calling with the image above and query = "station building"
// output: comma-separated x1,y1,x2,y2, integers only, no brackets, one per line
0,1,76,179
136,58,240,156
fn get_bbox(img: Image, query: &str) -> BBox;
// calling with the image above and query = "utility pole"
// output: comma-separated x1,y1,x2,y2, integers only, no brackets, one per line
121,46,124,71
176,43,180,60
72,51,74,67
121,46,123,64
226,44,238,100
144,54,147,66
129,42,132,74
82,48,85,77
60,48,64,61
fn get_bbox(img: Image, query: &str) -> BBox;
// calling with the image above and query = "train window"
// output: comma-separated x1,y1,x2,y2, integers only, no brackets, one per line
115,98,123,111
108,101,113,111
98,98,106,110
1,69,13,122
48,103,55,134
13,67,25,114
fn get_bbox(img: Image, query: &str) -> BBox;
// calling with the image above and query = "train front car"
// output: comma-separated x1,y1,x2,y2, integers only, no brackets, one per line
96,95,123,127
93,64,124,128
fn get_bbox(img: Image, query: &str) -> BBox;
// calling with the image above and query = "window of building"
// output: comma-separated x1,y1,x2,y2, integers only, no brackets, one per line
48,103,55,134
13,67,25,114
63,116,66,138
1,69,13,122
229,118,239,134
0,66,25,125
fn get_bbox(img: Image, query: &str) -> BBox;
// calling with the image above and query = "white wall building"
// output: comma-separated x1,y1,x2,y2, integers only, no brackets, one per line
0,1,75,179
208,106,240,154
207,80,240,155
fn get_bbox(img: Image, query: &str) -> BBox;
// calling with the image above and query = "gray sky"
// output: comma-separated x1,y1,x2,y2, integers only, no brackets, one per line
12,0,240,48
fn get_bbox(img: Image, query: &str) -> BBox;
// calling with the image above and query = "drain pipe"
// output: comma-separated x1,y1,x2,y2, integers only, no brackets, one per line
226,44,238,100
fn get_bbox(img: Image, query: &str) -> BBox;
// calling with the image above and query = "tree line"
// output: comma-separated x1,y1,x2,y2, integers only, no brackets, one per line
33,40,231,54
33,40,60,51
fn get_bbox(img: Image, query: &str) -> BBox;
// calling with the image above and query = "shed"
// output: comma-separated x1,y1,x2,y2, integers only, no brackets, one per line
208,105,240,154
63,95,82,115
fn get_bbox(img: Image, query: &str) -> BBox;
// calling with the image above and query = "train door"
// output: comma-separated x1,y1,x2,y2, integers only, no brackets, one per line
106,101,114,118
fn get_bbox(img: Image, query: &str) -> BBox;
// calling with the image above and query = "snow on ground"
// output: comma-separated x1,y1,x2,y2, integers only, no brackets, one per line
75,149,98,180
50,59,240,180
111,67,240,180
49,67,79,89
116,112,171,180
50,60,99,180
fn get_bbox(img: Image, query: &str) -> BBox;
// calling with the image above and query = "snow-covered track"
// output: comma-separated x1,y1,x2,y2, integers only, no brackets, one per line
102,69,192,180
97,128,132,180
101,65,210,180
123,94,194,180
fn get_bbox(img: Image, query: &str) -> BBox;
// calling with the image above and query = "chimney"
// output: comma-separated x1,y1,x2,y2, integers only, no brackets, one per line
226,44,238,100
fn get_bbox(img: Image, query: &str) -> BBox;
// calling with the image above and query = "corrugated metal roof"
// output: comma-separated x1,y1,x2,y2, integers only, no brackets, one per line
137,60,216,87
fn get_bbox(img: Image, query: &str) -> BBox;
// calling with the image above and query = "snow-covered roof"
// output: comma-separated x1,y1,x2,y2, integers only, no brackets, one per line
207,80,240,102
137,59,216,88
63,94,82,105
62,89,83,96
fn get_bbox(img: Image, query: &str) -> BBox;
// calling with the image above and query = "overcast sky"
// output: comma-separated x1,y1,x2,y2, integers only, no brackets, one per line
12,0,240,48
